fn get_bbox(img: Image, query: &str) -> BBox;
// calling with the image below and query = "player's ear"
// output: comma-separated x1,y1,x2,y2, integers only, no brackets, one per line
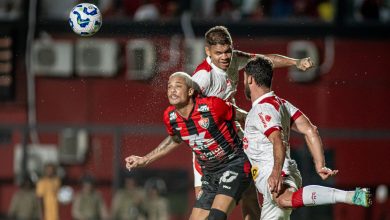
248,75,254,84
205,46,211,57
188,88,195,96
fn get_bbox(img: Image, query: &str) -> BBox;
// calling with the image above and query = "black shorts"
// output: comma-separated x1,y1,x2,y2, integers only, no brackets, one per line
194,156,252,210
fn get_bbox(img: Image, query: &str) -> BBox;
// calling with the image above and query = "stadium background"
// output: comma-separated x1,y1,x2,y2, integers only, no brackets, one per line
0,0,389,219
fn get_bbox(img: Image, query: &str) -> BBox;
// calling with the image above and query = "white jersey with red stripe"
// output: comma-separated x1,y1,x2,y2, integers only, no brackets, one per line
243,91,302,169
192,50,253,100
243,91,303,215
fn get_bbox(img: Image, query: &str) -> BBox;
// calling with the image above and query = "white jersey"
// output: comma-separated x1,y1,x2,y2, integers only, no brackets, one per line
244,91,303,220
243,91,302,168
192,50,253,100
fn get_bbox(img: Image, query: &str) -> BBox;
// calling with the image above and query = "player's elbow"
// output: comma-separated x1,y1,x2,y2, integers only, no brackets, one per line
305,124,319,137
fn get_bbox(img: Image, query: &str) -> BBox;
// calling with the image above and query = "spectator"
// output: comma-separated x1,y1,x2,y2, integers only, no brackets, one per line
133,0,160,21
72,175,109,220
8,178,41,220
111,176,146,220
141,178,169,220
0,0,22,19
36,163,61,220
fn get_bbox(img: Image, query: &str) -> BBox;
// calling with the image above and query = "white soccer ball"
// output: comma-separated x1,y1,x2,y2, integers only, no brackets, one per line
68,3,102,36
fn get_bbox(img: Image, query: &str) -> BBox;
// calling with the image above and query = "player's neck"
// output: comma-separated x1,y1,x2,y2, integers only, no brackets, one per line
251,87,270,103
175,99,195,119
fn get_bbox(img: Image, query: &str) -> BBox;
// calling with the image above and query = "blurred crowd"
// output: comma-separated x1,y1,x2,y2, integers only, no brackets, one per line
8,163,170,220
0,0,389,23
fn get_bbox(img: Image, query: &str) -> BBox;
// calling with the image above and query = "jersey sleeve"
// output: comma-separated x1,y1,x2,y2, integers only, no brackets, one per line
210,97,235,121
282,99,303,124
192,70,210,95
163,109,175,136
255,103,282,137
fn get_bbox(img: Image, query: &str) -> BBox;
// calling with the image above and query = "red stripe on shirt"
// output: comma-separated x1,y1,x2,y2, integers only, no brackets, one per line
264,126,281,137
193,59,212,75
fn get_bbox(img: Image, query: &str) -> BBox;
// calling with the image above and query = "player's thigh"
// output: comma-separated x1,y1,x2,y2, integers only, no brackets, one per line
189,207,209,220
210,194,236,215
261,199,291,220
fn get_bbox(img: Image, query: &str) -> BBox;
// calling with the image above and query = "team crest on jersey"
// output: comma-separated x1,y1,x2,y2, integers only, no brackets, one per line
198,116,209,129
265,115,272,122
169,111,177,121
198,104,209,112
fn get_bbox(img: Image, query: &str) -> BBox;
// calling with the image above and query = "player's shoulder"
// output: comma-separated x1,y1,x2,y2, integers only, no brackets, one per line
193,59,212,76
163,105,176,120
258,95,283,111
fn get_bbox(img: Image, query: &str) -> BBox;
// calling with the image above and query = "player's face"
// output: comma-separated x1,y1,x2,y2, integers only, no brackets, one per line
205,44,232,71
244,72,251,100
167,76,193,107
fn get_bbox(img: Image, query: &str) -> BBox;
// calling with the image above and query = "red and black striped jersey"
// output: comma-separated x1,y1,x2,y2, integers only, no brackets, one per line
163,96,244,174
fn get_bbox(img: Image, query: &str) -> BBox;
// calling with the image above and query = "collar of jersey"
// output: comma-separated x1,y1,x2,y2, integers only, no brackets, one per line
207,56,225,74
252,91,275,107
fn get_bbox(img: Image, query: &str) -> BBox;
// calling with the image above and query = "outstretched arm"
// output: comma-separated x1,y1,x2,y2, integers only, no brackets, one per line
235,50,314,71
125,135,182,170
291,115,338,180
263,54,314,71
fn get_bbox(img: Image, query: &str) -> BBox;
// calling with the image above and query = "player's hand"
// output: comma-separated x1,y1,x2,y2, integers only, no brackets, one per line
125,155,148,171
268,170,283,196
296,57,314,71
316,166,338,180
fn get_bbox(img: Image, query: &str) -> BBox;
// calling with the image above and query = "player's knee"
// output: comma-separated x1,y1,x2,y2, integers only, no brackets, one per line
208,208,227,220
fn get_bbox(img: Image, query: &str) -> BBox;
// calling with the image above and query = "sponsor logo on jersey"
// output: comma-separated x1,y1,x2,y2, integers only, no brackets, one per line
182,132,206,149
169,112,177,121
198,116,210,129
219,170,238,184
258,112,267,128
198,104,209,112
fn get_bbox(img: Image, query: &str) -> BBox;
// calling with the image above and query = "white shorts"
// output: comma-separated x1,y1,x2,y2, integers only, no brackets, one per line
193,153,202,187
252,159,302,220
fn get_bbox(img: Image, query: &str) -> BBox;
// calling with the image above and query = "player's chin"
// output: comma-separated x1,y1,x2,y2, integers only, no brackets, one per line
168,98,179,105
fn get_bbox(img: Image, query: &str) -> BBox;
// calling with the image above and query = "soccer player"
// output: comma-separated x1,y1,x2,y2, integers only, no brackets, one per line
191,25,315,219
126,72,252,220
242,56,371,219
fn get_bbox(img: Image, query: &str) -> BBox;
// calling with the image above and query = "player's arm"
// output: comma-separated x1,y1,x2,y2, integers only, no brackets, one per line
125,135,182,170
291,115,338,180
232,103,248,125
263,54,314,71
235,50,314,71
267,130,285,196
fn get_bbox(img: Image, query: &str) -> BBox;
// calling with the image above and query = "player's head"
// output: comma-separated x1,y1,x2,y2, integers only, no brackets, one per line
167,72,195,107
205,26,233,71
243,57,273,99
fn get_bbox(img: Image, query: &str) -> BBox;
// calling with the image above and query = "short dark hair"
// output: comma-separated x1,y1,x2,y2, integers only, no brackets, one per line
245,57,273,88
205,26,232,46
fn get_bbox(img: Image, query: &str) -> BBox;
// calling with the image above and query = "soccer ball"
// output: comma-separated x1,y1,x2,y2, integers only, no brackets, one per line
68,3,102,36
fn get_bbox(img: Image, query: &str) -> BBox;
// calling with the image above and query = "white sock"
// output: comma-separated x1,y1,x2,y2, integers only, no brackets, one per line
301,185,351,206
